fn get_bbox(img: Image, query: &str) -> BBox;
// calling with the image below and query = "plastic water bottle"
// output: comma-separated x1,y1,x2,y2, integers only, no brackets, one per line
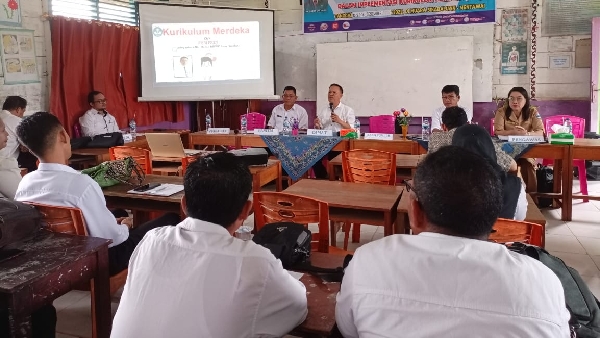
205,112,212,130
129,115,136,139
354,119,361,139
421,118,430,141
282,116,291,136
241,115,248,135
564,118,572,134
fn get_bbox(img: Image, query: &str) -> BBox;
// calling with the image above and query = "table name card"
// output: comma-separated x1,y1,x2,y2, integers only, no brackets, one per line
364,133,394,141
207,128,230,135
308,129,333,137
254,129,279,135
508,135,546,143
122,133,133,143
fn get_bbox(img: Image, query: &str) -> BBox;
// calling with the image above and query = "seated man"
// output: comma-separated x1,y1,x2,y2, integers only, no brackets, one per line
431,84,473,132
15,112,180,276
335,146,570,337
111,152,307,338
428,106,517,172
79,90,120,137
268,85,308,130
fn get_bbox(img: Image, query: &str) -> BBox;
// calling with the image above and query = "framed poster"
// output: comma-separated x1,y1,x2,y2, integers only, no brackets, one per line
501,41,528,75
501,8,528,41
0,0,21,27
0,29,39,84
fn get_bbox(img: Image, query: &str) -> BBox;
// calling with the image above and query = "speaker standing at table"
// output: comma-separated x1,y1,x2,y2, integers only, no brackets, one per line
312,83,355,179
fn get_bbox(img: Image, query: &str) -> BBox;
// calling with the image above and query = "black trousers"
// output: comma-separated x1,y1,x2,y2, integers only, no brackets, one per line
0,304,57,338
312,151,341,179
108,212,181,276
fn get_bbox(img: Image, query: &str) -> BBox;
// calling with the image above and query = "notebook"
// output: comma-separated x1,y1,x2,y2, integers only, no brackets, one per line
145,133,201,158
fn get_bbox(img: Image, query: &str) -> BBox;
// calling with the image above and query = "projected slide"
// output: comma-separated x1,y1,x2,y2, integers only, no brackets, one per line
152,21,261,83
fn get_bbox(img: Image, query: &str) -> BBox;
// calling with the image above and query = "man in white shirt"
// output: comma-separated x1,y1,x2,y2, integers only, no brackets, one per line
268,85,308,131
79,91,120,137
111,152,307,338
0,96,27,199
312,83,355,179
15,112,180,276
431,85,473,131
336,146,571,338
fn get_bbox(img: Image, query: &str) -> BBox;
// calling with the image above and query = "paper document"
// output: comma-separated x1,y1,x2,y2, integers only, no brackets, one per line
127,184,184,197
286,270,304,280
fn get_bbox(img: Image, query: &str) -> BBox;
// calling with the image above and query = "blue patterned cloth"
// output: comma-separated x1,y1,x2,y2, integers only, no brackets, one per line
498,142,536,159
260,135,342,181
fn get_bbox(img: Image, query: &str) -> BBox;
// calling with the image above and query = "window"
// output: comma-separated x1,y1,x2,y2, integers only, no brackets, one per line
543,0,600,36
50,0,137,26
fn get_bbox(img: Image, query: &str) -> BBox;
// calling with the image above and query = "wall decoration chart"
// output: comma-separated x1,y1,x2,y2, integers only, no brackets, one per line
501,8,528,41
501,41,528,75
0,0,21,27
0,29,39,84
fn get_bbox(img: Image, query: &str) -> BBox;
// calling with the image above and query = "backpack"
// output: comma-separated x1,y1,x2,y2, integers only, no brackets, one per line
536,164,554,208
0,199,41,250
509,243,600,338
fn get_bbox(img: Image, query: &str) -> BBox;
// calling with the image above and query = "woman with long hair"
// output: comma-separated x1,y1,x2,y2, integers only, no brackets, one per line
493,87,544,193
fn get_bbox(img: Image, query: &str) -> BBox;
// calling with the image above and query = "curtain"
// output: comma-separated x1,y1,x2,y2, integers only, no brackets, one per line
50,17,184,133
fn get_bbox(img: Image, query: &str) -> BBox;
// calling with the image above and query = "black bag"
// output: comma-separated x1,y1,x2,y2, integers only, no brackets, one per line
252,222,311,269
86,132,124,148
0,199,41,249
70,136,92,150
536,164,554,208
509,243,600,338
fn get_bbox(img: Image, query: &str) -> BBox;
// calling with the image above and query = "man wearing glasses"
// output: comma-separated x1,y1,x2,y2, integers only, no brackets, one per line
79,90,120,137
267,86,308,131
431,85,472,132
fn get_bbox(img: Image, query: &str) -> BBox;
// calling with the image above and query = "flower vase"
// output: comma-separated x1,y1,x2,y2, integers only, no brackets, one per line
401,125,408,139
292,128,298,136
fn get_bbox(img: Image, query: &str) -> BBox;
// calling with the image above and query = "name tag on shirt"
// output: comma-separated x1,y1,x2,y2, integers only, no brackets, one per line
508,135,545,143
308,129,333,137
207,128,230,135
254,129,279,135
364,133,394,140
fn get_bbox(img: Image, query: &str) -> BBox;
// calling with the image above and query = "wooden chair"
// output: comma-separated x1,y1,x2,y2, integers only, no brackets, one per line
24,202,128,338
253,192,349,255
109,146,153,175
340,149,397,249
489,218,544,247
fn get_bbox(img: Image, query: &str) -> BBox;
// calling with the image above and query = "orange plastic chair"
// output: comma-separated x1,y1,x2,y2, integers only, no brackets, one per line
109,146,153,175
340,149,397,249
24,202,128,338
253,192,349,255
489,218,544,247
180,155,199,176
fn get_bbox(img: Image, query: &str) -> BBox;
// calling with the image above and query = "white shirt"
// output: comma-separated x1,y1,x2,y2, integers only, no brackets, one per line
317,102,356,132
336,232,570,338
0,110,21,160
111,217,307,338
431,105,473,130
15,163,128,247
79,109,120,137
268,104,309,131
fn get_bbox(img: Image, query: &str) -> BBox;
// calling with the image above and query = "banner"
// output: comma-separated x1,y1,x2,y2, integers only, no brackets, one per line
304,0,496,33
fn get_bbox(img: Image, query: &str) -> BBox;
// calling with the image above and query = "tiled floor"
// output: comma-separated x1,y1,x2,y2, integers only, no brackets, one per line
53,179,600,338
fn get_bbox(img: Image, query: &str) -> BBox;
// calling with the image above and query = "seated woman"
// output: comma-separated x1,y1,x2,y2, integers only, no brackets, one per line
493,87,544,193
452,124,527,220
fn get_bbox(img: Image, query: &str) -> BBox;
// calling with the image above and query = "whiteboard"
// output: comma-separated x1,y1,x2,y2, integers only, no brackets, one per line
316,36,474,117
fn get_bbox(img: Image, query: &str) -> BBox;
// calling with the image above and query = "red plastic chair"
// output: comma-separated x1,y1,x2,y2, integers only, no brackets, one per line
241,112,266,131
543,115,588,202
369,115,395,134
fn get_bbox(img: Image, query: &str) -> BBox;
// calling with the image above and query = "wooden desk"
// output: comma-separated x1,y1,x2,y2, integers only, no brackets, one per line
238,134,350,151
327,153,423,181
284,180,404,238
293,252,343,338
188,132,239,148
571,139,600,206
0,231,111,338
71,136,150,166
351,135,420,154
250,160,283,192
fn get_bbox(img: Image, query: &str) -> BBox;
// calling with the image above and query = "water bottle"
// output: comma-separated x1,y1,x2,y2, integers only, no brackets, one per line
421,118,430,141
128,114,136,139
282,116,291,136
241,115,248,135
563,118,572,134
354,119,361,139
205,112,212,130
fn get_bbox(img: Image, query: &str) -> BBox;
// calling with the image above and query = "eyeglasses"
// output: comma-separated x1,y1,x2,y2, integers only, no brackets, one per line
508,97,524,102
442,95,457,100
403,179,419,201
94,99,107,104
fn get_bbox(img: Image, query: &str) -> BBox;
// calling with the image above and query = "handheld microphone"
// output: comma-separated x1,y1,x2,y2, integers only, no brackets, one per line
329,102,334,115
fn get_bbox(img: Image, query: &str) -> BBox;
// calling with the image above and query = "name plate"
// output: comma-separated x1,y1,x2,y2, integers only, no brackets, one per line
122,133,133,142
364,133,394,141
308,129,333,137
254,129,279,136
508,135,545,143
207,128,230,135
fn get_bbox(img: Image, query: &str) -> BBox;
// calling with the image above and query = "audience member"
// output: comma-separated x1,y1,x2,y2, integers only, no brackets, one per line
14,112,180,276
431,85,473,131
268,86,308,130
0,96,27,199
111,152,307,338
79,90,120,137
336,146,570,337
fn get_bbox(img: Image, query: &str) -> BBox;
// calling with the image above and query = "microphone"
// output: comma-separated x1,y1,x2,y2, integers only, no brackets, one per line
329,102,334,115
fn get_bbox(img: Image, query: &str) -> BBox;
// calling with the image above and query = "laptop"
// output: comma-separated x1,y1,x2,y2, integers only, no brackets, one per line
145,133,201,158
